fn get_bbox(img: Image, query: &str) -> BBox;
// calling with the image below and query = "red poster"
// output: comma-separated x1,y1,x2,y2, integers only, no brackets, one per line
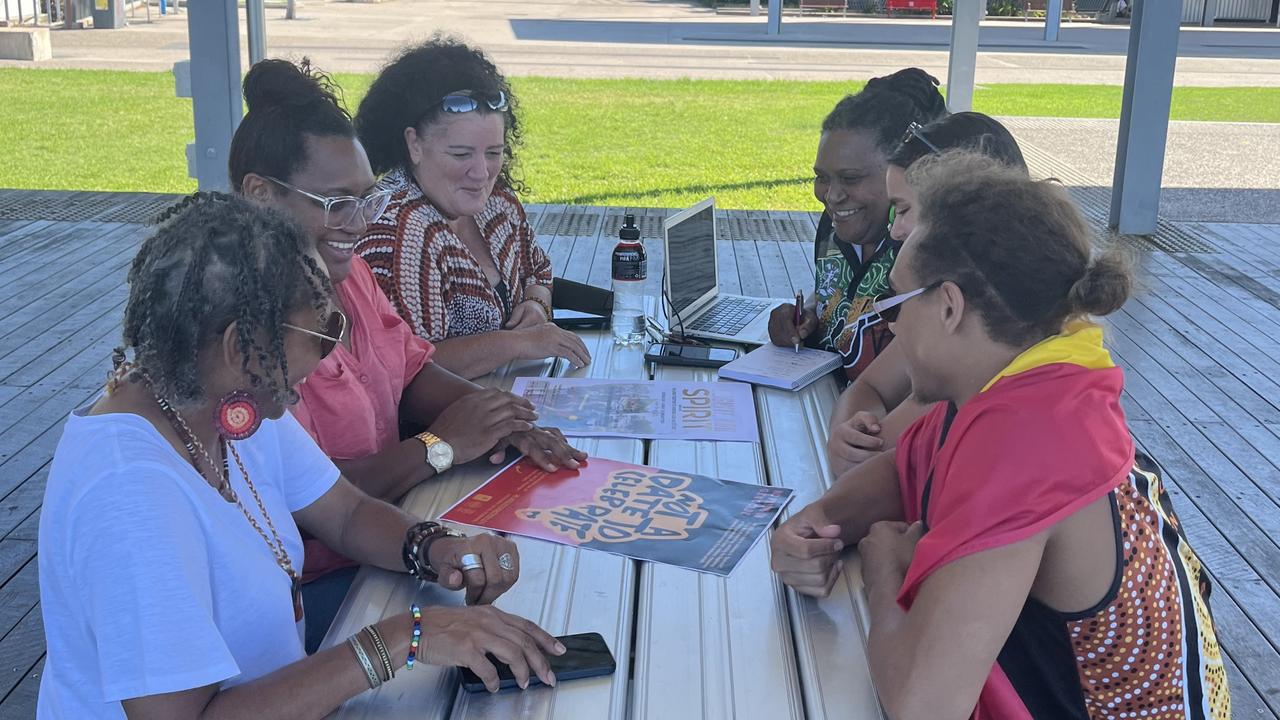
440,457,793,576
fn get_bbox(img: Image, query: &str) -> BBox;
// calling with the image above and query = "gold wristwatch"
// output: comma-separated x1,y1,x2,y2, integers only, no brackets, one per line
414,431,454,474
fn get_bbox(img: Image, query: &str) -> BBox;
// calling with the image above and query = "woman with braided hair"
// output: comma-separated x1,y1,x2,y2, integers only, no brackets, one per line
767,68,948,381
37,194,566,718
228,58,586,652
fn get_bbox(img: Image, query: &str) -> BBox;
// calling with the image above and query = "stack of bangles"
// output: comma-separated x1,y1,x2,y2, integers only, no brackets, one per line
350,605,424,691
348,624,394,690
402,520,464,583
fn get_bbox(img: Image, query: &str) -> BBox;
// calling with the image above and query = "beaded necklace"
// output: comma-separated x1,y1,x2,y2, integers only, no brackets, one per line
151,389,304,622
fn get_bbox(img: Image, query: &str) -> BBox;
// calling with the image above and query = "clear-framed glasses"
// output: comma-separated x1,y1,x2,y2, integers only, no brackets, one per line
283,309,348,359
871,280,945,324
435,89,508,115
899,121,942,155
266,177,393,231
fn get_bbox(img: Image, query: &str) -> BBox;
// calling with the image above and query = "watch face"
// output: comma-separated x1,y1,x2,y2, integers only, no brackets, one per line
428,442,454,467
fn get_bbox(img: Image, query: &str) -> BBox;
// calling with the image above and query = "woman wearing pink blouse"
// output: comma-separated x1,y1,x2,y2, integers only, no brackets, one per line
229,58,586,652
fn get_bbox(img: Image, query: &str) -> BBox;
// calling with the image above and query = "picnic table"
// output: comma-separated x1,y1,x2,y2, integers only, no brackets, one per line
319,329,884,719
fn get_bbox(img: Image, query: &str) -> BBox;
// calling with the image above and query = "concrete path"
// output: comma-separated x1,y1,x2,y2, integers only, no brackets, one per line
5,0,1280,85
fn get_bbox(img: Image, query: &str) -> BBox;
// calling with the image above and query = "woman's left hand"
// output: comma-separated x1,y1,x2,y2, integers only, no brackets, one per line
489,426,587,472
429,533,522,605
505,300,550,330
858,520,924,591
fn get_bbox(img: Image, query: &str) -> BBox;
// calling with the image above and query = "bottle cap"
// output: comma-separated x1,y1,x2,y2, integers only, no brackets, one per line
620,214,640,242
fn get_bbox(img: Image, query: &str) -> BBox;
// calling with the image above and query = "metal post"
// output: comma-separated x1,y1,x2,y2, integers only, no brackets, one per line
947,0,981,112
246,0,267,65
1201,0,1217,25
750,0,760,16
1109,0,1179,236
1045,0,1062,40
185,0,242,191
767,0,781,35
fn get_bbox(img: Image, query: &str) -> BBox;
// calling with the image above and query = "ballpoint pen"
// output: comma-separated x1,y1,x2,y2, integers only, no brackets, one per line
793,292,803,353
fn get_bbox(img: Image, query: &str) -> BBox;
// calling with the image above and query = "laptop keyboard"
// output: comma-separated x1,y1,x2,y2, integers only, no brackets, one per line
687,297,772,336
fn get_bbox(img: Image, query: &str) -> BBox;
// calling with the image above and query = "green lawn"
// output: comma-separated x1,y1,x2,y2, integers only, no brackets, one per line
2,69,1277,210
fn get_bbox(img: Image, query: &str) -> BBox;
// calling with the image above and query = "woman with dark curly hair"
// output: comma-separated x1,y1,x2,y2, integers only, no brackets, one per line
353,36,591,379
37,194,565,718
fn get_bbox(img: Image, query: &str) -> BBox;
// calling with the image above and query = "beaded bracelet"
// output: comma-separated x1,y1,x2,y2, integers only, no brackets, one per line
349,635,382,690
527,296,553,321
363,625,395,682
406,604,423,669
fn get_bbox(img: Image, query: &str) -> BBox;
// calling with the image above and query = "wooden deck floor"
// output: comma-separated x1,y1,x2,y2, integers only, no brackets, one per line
1,192,1278,718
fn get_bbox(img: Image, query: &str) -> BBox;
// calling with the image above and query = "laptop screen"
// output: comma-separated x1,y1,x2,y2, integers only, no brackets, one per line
666,204,716,316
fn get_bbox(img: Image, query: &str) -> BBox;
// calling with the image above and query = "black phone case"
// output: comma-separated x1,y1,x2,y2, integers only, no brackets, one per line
553,315,609,330
644,345,737,369
459,633,617,693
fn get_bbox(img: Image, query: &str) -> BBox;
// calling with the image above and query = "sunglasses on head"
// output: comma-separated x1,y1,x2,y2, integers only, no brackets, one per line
283,309,348,360
899,121,942,155
871,280,945,324
435,89,508,115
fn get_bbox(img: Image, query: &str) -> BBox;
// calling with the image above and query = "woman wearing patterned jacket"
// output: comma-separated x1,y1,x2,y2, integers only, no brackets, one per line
354,37,591,379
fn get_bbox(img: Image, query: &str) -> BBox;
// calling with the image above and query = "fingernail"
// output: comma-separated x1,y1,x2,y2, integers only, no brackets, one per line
555,641,567,654
834,541,844,552
548,672,557,686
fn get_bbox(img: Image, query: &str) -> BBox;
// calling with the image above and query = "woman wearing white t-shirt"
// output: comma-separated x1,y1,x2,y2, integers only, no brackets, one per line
38,194,565,719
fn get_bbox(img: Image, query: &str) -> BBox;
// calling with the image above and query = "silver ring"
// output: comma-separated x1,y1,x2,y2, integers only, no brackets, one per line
498,553,515,572
460,553,484,572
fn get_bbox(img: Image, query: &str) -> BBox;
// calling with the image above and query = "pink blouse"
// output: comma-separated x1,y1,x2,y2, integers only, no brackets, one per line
291,256,434,581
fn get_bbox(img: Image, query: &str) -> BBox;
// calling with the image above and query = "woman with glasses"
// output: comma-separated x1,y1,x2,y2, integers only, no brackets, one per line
230,58,586,653
38,194,567,718
770,152,1229,718
766,68,947,380
352,37,591,380
826,112,1028,477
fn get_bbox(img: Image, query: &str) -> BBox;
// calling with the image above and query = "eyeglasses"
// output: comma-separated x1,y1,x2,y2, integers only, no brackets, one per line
266,177,393,231
283,309,348,359
899,122,942,155
871,280,945,324
434,89,508,115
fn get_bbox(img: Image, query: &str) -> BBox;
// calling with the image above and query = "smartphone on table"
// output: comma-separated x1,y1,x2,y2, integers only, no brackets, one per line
459,631,617,693
552,310,609,330
644,342,738,369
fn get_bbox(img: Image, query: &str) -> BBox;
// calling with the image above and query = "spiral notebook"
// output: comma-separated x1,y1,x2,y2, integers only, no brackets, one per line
716,344,843,391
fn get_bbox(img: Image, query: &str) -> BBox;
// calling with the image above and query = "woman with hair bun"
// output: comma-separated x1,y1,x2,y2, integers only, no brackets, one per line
768,68,949,381
229,58,585,654
354,36,591,380
772,152,1230,719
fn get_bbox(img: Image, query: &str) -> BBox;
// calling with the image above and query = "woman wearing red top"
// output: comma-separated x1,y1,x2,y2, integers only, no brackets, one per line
770,153,1228,719
353,37,591,380
229,59,586,652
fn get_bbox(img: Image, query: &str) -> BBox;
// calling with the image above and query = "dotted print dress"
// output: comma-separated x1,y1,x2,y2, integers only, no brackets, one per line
996,452,1230,719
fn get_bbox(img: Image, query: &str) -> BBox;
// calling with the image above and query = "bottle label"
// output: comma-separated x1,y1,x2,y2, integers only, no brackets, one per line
612,246,647,281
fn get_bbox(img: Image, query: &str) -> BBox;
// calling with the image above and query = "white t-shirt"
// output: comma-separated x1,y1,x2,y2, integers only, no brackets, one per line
37,405,340,718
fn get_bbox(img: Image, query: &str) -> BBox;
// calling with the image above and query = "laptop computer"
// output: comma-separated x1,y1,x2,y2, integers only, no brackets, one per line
662,198,789,345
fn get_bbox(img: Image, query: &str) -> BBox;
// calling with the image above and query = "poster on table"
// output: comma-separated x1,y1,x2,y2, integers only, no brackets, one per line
510,377,759,443
439,457,793,577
